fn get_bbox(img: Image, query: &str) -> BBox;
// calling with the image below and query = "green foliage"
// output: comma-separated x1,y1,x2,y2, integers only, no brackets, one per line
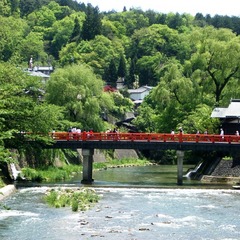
105,10,149,37
0,16,28,62
93,157,150,170
2,2,240,168
81,4,102,41
21,165,82,182
104,59,118,85
21,168,43,182
109,91,134,118
60,35,124,77
117,54,127,78
0,0,11,17
181,104,220,134
0,176,5,188
186,26,240,105
69,17,81,43
44,187,100,212
133,100,158,132
46,64,110,131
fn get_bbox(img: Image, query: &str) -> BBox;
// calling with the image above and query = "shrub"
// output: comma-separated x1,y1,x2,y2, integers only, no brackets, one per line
44,187,100,212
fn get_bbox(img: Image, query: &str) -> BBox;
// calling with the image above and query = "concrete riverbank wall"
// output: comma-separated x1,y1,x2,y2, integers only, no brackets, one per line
0,185,16,201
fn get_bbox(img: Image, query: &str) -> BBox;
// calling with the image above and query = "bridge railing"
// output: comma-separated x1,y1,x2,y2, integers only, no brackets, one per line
51,132,240,144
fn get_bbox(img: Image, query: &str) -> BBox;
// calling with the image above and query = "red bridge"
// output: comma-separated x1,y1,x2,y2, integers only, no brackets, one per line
44,132,240,185
49,132,240,152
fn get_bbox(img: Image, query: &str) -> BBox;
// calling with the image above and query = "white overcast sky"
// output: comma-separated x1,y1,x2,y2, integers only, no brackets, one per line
79,0,240,16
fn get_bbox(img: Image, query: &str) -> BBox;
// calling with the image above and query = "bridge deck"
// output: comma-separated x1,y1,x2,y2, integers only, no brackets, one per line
44,132,240,152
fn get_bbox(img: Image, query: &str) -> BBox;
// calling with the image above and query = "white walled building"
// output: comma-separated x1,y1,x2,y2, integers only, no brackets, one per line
128,85,153,101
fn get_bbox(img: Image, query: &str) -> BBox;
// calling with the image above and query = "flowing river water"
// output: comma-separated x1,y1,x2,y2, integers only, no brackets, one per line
1,165,240,240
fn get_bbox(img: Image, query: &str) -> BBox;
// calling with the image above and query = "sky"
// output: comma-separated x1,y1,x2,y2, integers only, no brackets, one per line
79,0,240,17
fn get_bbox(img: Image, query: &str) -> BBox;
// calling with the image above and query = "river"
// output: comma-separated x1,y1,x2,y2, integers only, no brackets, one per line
1,165,240,240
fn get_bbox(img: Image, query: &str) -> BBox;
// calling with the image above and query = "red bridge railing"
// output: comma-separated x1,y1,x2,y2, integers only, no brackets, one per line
51,132,240,144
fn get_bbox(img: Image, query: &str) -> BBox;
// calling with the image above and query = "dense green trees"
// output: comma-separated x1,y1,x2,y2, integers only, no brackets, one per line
0,62,63,160
1,0,240,166
81,4,102,41
45,64,114,131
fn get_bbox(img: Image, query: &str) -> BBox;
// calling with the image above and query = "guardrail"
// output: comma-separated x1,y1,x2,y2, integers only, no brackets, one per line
51,132,240,144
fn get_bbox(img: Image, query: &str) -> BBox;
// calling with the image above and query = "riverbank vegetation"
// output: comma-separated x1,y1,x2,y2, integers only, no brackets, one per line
20,157,151,182
21,164,82,182
44,187,100,212
1,0,240,183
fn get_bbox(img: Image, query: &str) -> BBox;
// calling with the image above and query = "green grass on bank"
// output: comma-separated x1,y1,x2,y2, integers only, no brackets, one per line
0,178,5,188
93,158,151,170
20,158,151,182
21,165,82,182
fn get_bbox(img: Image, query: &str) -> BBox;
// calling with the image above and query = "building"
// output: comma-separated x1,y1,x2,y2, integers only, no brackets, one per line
128,85,153,103
32,66,53,75
211,99,240,134
27,70,50,84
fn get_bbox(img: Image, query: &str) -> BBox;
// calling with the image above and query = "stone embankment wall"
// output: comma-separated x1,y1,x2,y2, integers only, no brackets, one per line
201,159,240,184
77,149,139,163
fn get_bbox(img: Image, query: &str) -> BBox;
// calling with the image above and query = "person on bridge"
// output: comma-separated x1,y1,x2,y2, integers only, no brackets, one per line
220,128,224,136
220,128,224,139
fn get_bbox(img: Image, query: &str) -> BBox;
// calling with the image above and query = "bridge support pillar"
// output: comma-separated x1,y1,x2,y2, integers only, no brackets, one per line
176,150,184,185
81,149,94,184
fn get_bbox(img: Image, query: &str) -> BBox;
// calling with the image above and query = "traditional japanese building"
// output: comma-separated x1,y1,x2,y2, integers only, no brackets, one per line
128,85,153,102
211,99,240,134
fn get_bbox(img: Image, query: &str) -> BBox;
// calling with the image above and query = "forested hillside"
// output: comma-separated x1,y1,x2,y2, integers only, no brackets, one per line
1,0,240,168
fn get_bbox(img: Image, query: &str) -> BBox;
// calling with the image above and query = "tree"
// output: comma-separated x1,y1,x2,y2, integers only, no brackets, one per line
48,15,75,59
181,104,219,134
105,10,149,37
14,31,47,64
187,26,240,105
81,4,102,41
133,101,157,132
26,5,56,28
117,54,127,79
104,59,118,87
129,24,183,59
0,0,11,16
0,62,63,161
59,35,124,77
45,64,113,131
0,16,28,62
19,0,48,17
125,57,136,87
69,17,81,43
136,53,163,86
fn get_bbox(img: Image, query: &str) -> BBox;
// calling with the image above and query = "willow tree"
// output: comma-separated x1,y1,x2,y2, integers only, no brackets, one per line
45,64,114,131
148,60,196,132
187,26,240,105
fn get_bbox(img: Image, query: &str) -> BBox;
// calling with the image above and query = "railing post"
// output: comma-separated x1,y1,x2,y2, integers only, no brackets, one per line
176,150,184,185
179,132,183,142
82,131,87,141
196,134,199,143
163,134,166,142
